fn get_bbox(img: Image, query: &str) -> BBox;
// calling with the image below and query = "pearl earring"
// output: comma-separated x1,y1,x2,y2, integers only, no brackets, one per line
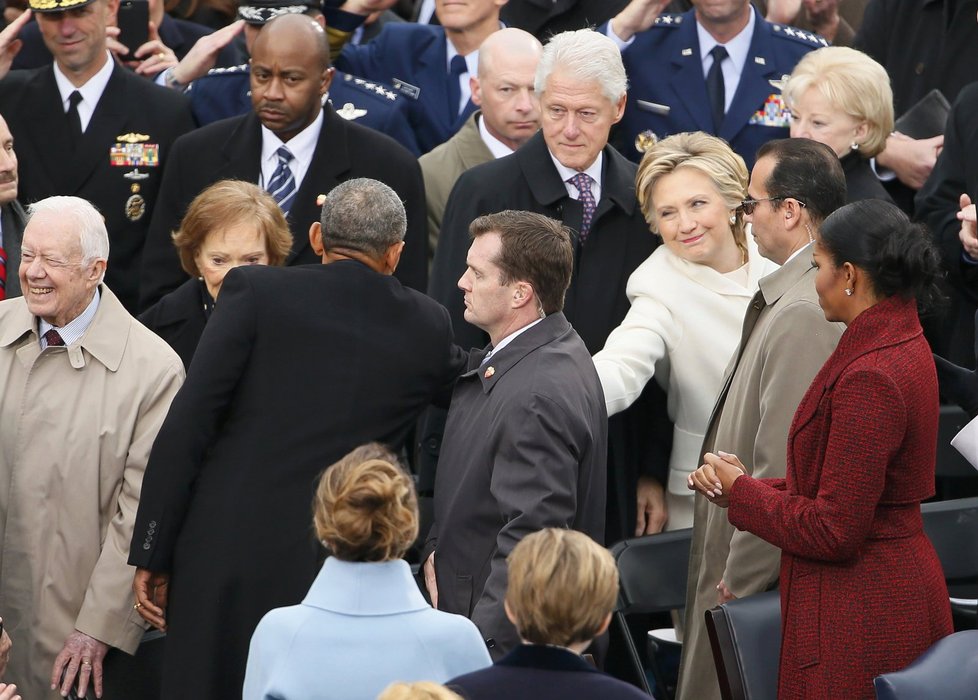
850,142,860,152
729,214,737,225
845,287,853,296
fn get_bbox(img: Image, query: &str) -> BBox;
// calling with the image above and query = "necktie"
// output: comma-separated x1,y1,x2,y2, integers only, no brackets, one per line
44,329,65,347
267,146,296,216
706,45,728,132
570,173,597,244
66,90,83,141
446,54,468,117
0,244,6,301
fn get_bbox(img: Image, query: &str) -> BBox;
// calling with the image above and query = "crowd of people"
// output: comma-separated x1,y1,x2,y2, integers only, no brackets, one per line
0,0,971,698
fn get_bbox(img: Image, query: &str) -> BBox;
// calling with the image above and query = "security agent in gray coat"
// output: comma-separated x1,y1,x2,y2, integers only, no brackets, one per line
422,211,608,660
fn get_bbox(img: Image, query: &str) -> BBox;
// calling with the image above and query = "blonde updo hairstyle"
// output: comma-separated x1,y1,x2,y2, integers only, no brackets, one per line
313,443,419,562
782,46,894,158
505,529,618,648
377,682,463,700
636,131,750,264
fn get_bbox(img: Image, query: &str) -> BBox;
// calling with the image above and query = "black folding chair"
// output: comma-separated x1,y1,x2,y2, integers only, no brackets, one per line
873,630,978,699
921,497,978,629
704,589,781,700
607,528,693,698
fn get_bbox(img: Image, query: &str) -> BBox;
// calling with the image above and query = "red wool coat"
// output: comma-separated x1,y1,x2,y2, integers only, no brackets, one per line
728,295,953,699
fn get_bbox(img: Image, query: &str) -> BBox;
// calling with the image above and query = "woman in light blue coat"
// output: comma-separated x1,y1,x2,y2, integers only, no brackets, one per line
243,444,491,700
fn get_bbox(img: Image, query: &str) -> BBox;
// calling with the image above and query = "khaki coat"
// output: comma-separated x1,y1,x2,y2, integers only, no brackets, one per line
419,111,493,265
0,287,184,698
676,249,843,700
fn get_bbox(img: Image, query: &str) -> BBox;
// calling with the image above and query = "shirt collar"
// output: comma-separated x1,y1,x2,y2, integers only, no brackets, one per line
477,112,517,159
259,107,324,167
548,148,603,189
485,317,543,362
445,40,480,77
39,287,101,348
696,5,755,74
52,51,114,108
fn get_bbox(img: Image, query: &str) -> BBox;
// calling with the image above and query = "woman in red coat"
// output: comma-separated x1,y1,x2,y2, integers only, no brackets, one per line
689,199,953,699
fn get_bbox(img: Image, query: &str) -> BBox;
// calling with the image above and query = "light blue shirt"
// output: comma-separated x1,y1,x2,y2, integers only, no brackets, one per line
39,288,101,348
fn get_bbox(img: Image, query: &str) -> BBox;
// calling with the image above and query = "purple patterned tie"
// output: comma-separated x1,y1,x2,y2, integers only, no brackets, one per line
570,173,597,244
44,329,65,347
0,244,6,300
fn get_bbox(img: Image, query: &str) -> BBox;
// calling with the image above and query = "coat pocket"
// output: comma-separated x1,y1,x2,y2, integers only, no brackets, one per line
788,567,821,669
452,573,474,616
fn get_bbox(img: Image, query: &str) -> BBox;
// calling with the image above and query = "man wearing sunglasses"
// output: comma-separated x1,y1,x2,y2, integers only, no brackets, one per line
677,137,847,700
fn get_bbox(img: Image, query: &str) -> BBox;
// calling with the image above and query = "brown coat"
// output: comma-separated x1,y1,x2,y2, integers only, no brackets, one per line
0,287,184,698
676,249,843,700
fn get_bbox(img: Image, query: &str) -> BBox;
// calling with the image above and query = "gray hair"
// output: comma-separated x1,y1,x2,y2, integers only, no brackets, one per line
534,29,628,104
27,196,109,280
320,178,406,258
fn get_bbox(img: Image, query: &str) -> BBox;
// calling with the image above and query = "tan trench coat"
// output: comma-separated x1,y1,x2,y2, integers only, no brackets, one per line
0,286,183,699
676,250,843,700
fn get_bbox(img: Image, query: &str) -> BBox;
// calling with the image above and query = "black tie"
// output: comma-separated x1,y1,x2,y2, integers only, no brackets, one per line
706,45,728,132
66,90,83,141
446,54,468,117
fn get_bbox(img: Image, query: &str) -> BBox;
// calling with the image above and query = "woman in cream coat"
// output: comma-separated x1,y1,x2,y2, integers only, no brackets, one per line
593,132,778,532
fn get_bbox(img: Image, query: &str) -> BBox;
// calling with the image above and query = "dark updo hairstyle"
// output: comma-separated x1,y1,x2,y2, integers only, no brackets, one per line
819,199,945,314
313,443,419,563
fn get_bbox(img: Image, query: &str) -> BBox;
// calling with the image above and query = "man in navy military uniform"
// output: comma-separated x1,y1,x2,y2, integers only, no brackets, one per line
0,0,195,313
168,0,420,154
327,0,506,154
602,0,824,167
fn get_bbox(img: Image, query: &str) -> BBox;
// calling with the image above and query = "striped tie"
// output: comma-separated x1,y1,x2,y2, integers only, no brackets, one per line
267,146,296,216
0,244,6,300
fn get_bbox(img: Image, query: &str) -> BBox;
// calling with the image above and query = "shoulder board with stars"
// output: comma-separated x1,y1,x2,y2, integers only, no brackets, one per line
652,13,683,27
769,24,829,47
202,63,250,78
343,73,399,102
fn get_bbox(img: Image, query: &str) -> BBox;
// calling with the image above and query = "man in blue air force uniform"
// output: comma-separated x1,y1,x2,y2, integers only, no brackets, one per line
602,0,825,167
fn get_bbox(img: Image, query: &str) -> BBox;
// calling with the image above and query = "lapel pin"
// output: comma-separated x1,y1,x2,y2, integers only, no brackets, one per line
681,48,693,56
484,366,495,379
754,56,766,65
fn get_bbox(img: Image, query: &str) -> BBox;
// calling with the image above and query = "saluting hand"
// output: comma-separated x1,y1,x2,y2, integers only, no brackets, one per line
0,9,31,81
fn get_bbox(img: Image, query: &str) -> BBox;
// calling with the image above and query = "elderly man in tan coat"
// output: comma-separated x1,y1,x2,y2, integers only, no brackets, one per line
677,139,847,700
0,196,184,700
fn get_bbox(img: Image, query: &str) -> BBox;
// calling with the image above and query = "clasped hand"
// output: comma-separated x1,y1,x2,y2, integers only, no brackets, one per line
687,451,746,508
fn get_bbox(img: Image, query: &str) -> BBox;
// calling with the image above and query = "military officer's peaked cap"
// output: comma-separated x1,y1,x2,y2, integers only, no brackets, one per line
29,0,98,13
237,0,312,25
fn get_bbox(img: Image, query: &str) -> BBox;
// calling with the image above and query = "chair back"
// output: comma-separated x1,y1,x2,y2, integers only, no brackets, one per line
611,527,693,614
921,497,978,582
873,630,978,699
704,589,781,700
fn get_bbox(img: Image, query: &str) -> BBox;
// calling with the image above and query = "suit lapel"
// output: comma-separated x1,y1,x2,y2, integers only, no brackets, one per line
668,20,713,133
414,32,454,135
66,66,131,193
23,68,78,193
220,112,263,182
720,14,779,142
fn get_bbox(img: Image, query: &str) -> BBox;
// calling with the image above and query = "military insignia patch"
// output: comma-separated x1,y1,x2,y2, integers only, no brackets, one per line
125,194,146,222
749,94,790,128
391,79,420,100
111,142,160,167
335,102,368,120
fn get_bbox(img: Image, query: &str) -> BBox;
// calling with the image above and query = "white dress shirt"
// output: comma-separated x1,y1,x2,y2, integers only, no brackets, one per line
477,113,516,159
258,109,324,196
52,53,115,132
549,150,604,203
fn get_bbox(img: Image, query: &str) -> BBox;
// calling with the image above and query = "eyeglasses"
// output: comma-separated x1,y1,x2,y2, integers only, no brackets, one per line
739,196,807,216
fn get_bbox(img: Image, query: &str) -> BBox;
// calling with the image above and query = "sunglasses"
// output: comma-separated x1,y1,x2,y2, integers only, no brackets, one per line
739,196,807,216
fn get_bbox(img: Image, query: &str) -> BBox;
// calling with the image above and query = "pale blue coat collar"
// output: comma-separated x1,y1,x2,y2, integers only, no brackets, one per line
303,557,431,616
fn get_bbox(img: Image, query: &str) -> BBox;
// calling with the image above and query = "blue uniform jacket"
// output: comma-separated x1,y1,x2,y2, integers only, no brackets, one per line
334,22,477,154
605,8,825,168
187,65,421,155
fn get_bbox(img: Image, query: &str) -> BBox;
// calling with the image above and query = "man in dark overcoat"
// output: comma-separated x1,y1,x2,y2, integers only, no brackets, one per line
129,178,466,700
423,210,607,660
428,28,671,543
137,13,427,309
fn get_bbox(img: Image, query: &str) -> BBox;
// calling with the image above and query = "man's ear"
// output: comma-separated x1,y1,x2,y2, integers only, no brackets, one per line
383,240,405,274
321,66,335,96
470,76,482,106
512,282,534,309
783,198,805,229
89,258,107,285
309,222,324,257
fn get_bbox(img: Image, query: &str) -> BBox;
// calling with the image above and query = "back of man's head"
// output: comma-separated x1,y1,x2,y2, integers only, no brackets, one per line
320,178,406,259
469,210,572,315
755,138,847,226
505,529,618,648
